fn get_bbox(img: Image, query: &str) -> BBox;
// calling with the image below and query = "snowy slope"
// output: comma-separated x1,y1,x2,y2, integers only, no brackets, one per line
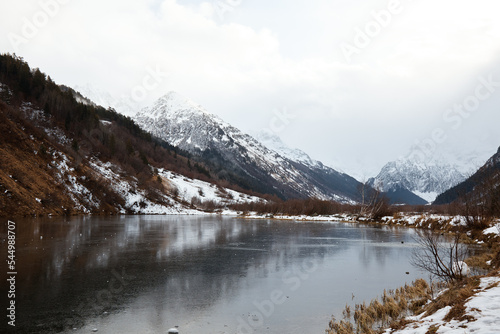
253,131,320,168
368,159,466,203
88,159,261,214
134,92,363,202
18,146,261,216
386,275,500,334
158,169,262,206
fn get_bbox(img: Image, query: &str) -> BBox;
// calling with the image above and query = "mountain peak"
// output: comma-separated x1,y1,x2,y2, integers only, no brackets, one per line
144,91,208,119
158,91,193,106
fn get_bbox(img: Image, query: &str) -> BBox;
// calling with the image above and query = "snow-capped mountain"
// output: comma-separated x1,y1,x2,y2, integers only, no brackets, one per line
368,139,499,204
368,159,466,204
135,92,363,202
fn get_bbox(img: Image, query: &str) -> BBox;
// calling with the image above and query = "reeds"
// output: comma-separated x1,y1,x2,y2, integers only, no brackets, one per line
326,279,432,334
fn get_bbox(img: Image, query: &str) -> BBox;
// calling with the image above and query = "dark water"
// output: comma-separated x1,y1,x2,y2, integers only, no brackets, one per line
0,216,424,334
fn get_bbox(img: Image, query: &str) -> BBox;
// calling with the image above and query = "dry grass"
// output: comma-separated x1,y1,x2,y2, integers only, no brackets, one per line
326,276,490,334
425,325,439,334
420,277,480,323
466,252,495,271
493,249,500,269
326,279,432,334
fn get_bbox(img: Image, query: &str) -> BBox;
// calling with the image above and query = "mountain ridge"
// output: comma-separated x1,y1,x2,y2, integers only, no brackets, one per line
134,91,365,202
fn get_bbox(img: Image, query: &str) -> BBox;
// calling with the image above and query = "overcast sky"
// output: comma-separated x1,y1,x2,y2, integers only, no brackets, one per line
2,0,500,178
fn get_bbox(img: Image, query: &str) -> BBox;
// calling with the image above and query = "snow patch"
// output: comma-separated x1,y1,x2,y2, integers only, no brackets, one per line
389,275,500,334
483,224,500,236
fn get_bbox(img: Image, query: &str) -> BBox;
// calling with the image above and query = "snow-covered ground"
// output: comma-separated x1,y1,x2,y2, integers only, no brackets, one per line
239,212,358,222
238,212,475,227
385,274,500,334
157,168,262,206
89,159,197,215
380,214,470,227
87,160,263,215
43,147,264,215
483,224,500,237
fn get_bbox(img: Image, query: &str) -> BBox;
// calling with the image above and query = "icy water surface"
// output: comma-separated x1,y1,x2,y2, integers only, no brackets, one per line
1,216,424,333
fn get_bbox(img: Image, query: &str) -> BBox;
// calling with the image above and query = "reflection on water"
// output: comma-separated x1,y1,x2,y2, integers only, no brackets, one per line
0,216,423,334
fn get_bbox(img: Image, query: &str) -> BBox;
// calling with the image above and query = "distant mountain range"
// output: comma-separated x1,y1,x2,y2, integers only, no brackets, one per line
134,92,364,202
367,141,498,205
76,84,498,206
367,159,467,205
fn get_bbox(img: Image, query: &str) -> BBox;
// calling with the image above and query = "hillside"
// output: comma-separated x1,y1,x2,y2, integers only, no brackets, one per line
0,54,262,216
434,147,500,211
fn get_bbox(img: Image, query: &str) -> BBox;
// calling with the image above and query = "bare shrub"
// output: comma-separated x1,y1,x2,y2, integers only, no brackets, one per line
411,231,470,282
358,184,392,220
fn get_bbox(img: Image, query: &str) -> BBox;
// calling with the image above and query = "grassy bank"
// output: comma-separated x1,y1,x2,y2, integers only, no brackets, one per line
324,217,500,334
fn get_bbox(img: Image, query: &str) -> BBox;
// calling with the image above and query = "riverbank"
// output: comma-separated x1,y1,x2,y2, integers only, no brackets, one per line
383,270,500,334
298,212,500,334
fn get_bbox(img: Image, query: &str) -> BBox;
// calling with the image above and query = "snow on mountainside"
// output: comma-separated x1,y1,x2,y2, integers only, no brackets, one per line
253,131,320,168
368,159,466,203
367,120,500,204
368,140,500,204
90,159,262,214
135,91,227,151
134,92,363,202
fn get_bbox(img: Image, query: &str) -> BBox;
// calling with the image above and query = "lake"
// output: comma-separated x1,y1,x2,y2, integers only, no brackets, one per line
1,216,424,334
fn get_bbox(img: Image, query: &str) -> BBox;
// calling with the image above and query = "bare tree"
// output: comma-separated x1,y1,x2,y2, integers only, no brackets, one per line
358,182,390,220
411,231,469,281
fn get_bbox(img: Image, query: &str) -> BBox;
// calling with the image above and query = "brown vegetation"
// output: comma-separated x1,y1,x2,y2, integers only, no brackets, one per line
326,275,492,334
230,198,354,216
230,194,393,219
0,101,77,216
420,277,480,323
326,279,432,334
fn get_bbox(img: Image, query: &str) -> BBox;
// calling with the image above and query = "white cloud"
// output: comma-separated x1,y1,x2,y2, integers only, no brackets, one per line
1,0,500,177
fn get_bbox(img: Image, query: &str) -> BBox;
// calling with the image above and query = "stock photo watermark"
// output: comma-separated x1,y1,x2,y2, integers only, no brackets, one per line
339,0,415,63
409,73,500,162
8,0,71,53
261,107,297,137
6,220,17,327
107,65,168,113
213,0,243,21
237,258,318,334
